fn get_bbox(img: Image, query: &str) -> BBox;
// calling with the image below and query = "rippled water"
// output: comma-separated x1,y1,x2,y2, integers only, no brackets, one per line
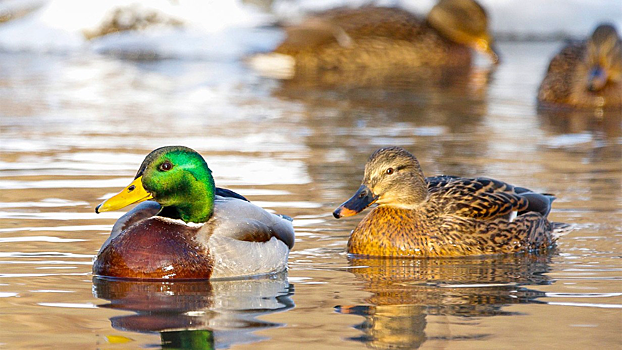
1,42,621,349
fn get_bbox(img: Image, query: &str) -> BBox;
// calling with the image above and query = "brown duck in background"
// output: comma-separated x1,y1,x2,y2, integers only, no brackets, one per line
251,0,499,78
538,24,622,109
333,147,568,257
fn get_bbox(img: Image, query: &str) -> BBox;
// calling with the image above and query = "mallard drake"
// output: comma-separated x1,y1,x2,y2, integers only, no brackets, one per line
538,24,622,109
93,146,295,279
333,147,567,257
251,0,499,77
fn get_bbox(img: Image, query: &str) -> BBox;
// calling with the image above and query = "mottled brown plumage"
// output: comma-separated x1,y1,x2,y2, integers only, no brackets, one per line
254,0,498,76
538,24,622,109
334,147,566,257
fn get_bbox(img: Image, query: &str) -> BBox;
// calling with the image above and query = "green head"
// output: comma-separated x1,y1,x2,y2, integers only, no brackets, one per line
96,146,216,224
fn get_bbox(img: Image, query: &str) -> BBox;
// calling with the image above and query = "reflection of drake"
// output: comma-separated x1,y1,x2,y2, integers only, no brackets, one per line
538,24,622,109
93,274,294,349
94,146,295,279
338,254,551,349
251,0,499,79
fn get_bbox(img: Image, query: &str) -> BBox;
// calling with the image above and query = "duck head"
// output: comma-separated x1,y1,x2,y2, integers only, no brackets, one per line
95,146,216,224
334,147,428,218
585,24,622,92
426,0,500,64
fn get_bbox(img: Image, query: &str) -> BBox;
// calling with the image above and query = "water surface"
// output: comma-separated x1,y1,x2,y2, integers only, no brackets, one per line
0,42,621,349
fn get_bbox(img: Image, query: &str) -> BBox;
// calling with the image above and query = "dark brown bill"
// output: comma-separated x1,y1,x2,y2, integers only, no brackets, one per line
333,185,378,219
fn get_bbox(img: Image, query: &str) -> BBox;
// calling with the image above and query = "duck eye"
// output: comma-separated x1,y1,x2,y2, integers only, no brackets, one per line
386,168,394,175
159,161,173,172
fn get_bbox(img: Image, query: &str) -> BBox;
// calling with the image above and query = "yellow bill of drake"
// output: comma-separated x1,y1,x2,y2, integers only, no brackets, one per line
95,176,153,213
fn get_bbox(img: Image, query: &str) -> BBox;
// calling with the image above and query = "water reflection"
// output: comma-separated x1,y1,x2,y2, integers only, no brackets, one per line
538,107,622,139
271,66,495,202
273,66,492,116
537,108,622,200
338,254,553,349
93,274,294,349
275,66,493,93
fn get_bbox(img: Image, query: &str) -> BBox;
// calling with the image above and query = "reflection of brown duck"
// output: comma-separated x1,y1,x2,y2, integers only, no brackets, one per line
334,147,568,257
538,24,622,109
338,254,551,349
539,108,622,139
251,0,499,78
93,275,294,348
274,62,494,92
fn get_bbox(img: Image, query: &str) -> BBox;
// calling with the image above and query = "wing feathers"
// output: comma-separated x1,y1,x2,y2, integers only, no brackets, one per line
427,176,552,221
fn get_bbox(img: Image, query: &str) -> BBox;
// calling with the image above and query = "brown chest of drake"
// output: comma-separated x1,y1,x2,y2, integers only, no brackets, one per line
93,217,213,279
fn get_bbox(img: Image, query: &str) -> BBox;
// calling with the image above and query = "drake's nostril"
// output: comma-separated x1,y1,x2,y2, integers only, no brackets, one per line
128,185,135,192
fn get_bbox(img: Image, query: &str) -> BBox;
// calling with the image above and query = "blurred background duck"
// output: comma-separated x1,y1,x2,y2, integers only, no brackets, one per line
251,0,499,78
538,24,622,109
94,146,295,279
333,147,567,258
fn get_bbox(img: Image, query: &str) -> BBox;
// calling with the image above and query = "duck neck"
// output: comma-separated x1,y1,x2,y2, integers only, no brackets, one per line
399,173,429,206
376,170,429,208
175,200,213,224
411,174,429,203
168,170,215,224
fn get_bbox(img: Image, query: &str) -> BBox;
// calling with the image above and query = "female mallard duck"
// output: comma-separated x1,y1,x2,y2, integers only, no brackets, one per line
333,147,566,257
251,0,499,77
538,24,622,109
94,146,295,279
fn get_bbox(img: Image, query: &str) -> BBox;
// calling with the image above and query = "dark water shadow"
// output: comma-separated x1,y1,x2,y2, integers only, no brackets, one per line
93,273,294,349
337,254,554,349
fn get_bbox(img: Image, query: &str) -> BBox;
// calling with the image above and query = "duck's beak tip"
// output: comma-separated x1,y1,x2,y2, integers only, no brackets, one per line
333,206,358,219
